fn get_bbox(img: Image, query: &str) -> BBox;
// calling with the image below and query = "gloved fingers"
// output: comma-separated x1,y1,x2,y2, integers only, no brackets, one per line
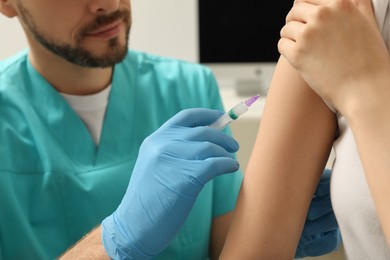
141,128,238,157
164,141,237,160
298,229,341,257
302,211,338,235
307,193,333,220
152,157,238,198
163,108,224,128
193,157,240,184
314,168,332,197
173,126,240,153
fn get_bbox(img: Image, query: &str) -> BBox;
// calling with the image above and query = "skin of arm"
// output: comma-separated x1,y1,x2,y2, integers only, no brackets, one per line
220,57,337,259
58,226,109,260
210,213,233,259
59,214,233,259
279,0,390,246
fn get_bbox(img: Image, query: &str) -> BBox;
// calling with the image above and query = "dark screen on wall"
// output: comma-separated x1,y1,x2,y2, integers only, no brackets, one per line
199,1,292,63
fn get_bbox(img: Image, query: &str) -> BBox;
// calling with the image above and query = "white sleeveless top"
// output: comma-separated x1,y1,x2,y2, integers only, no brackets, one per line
331,1,390,259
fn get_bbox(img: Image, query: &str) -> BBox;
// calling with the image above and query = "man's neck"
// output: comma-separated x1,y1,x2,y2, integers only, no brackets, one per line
28,44,113,95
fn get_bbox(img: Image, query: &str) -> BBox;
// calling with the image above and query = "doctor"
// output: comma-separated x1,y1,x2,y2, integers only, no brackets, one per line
0,0,340,259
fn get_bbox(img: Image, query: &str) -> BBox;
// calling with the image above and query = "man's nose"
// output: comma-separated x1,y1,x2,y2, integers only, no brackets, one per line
87,0,120,15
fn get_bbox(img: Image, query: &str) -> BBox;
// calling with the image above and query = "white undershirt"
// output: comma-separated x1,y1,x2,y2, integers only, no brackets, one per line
61,85,111,145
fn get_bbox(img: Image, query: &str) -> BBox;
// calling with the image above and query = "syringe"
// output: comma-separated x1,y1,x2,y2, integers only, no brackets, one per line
209,94,260,130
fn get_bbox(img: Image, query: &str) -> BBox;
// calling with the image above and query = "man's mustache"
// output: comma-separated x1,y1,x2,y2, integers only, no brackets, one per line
79,10,131,37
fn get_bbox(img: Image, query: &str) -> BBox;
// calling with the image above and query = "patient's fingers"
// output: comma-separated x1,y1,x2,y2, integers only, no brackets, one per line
278,33,302,68
294,0,375,23
286,2,316,23
280,21,304,42
294,0,326,5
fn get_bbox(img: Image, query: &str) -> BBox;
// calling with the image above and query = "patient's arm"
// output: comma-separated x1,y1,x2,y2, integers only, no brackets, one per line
220,56,338,259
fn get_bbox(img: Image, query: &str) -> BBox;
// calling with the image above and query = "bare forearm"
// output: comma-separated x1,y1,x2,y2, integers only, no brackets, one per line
58,225,110,260
343,78,390,245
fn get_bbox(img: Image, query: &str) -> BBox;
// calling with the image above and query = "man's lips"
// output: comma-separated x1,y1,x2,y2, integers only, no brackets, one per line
85,20,122,38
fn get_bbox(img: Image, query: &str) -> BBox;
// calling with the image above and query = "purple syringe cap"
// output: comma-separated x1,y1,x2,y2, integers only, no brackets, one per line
244,94,260,107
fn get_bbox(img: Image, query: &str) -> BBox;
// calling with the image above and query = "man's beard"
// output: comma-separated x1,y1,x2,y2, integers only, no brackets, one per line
17,3,131,68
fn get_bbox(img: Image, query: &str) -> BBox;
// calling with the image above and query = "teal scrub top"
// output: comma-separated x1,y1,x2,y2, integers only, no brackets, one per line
0,50,243,260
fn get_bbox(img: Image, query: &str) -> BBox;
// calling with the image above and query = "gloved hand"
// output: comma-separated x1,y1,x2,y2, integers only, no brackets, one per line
102,108,240,259
295,169,341,258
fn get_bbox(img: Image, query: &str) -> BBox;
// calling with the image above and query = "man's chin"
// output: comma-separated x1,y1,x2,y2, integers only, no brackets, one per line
72,45,128,68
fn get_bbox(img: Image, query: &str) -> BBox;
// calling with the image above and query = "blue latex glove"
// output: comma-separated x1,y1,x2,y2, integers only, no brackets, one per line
102,108,240,259
295,169,341,258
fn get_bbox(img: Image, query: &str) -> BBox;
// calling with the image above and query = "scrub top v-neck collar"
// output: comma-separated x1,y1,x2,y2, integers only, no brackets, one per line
24,59,136,168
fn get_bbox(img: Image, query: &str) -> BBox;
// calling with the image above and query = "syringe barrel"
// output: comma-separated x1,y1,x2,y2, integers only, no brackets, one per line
228,102,248,119
209,113,233,130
